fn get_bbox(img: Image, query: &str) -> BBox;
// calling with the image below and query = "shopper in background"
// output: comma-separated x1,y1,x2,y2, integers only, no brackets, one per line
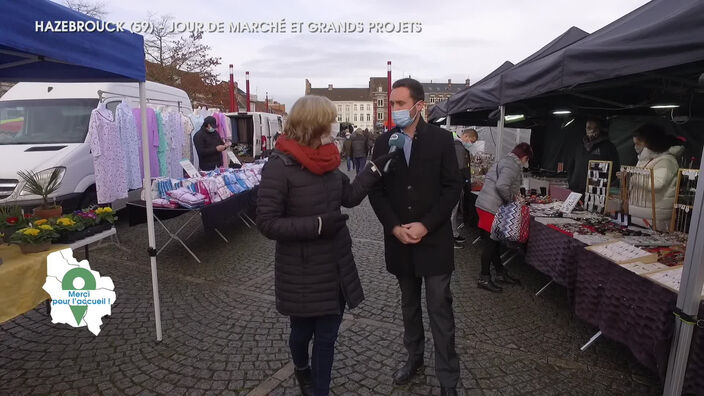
475,143,532,292
450,130,472,248
341,132,353,172
256,95,398,396
350,128,369,175
193,115,228,171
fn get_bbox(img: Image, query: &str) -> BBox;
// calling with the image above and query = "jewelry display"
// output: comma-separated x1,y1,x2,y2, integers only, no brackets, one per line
670,169,699,233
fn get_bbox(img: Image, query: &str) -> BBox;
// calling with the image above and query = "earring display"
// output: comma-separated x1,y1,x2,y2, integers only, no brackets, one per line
670,169,699,233
646,266,704,297
621,166,657,229
620,261,669,275
585,240,658,265
584,160,612,214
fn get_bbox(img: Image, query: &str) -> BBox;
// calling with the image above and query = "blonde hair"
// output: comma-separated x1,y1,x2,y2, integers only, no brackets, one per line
283,95,337,147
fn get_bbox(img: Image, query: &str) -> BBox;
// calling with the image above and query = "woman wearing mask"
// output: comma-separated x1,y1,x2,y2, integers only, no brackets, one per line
256,95,397,396
475,143,533,292
193,116,230,171
629,123,682,232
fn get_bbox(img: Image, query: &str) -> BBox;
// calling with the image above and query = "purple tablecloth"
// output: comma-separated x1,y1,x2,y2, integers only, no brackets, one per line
525,219,586,293
524,219,704,394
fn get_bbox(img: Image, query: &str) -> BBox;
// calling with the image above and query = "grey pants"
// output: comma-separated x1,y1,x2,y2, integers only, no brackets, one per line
397,273,460,387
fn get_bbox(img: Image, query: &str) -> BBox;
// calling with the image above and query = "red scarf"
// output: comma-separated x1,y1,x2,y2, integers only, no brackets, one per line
276,136,341,175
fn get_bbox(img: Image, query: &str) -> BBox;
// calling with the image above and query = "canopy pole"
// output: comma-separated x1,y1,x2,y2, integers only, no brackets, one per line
497,105,505,158
446,115,451,127
139,82,163,342
664,149,704,395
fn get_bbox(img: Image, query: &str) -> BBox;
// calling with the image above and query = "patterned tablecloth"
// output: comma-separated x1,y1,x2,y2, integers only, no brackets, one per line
525,219,703,394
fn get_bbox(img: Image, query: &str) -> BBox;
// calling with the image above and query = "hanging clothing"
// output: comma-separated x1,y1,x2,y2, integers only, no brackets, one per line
116,100,142,189
156,110,170,177
189,113,205,169
88,104,128,204
181,113,195,163
132,108,160,178
213,112,230,167
165,111,185,178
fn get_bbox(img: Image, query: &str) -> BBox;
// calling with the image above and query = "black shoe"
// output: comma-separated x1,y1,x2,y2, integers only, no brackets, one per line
393,358,424,385
441,387,458,396
453,241,464,249
453,235,466,243
477,275,503,293
294,366,313,396
495,271,521,285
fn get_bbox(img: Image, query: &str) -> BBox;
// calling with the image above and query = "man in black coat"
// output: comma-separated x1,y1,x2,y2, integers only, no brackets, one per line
369,78,461,396
567,118,620,194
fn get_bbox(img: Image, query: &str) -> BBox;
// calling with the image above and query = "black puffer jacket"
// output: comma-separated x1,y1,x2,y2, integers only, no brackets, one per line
256,151,379,317
193,128,224,171
350,132,368,158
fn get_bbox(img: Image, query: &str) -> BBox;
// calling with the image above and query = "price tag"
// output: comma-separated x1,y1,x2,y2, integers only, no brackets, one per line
179,159,199,178
560,192,582,214
227,150,242,166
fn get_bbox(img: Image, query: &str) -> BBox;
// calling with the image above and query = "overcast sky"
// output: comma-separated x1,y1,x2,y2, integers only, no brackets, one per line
100,0,650,110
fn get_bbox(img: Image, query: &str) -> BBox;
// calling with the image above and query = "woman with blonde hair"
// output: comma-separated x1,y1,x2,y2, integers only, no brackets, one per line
256,95,398,396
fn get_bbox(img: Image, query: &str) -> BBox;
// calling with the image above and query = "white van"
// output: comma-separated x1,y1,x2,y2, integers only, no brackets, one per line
225,111,283,159
0,81,192,210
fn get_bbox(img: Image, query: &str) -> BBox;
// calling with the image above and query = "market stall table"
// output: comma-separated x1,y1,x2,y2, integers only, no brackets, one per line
573,249,704,394
126,187,258,263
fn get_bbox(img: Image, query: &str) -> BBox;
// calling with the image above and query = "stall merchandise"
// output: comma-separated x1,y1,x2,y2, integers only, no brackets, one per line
585,240,658,264
88,102,128,204
671,169,699,233
584,160,612,214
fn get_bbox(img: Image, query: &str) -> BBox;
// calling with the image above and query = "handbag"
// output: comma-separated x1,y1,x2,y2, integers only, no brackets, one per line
490,201,530,242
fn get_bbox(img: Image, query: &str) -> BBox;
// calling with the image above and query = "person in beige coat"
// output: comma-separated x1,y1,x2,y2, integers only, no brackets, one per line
629,123,683,232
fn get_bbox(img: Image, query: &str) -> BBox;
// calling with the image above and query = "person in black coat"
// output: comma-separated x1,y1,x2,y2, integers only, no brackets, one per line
193,116,229,171
369,78,461,396
567,118,620,194
256,95,397,396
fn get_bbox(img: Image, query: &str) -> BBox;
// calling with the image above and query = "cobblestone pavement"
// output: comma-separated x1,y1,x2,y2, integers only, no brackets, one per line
0,168,662,395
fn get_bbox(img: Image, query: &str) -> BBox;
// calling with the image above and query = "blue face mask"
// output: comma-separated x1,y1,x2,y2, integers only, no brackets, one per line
462,141,473,151
392,102,419,128
207,126,216,133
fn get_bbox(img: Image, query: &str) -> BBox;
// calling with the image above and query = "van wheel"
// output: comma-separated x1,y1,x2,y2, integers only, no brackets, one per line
78,186,97,210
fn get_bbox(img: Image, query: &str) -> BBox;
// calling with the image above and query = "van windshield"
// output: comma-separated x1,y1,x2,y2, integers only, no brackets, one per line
0,99,98,144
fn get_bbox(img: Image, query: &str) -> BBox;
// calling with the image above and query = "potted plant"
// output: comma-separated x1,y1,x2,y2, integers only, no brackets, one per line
10,224,59,254
53,215,85,243
0,206,31,243
94,206,116,232
74,209,100,236
17,168,64,219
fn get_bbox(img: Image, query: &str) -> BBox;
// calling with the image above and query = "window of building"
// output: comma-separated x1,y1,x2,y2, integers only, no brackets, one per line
345,116,349,122
366,114,370,121
367,104,371,111
377,87,382,92
377,112,383,120
354,104,357,111
337,115,342,121
377,99,383,107
337,105,342,112
354,114,357,122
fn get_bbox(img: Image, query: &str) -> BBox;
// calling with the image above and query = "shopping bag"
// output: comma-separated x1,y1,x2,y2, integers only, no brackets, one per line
490,202,530,243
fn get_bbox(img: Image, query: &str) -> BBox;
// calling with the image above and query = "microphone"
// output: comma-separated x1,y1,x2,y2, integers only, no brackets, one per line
384,133,406,173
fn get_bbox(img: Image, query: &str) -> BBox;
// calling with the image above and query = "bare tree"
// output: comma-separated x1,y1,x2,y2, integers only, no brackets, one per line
63,0,108,19
144,14,221,85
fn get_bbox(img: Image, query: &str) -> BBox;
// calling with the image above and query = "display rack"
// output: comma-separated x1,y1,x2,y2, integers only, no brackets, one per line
584,160,613,214
670,168,699,233
620,165,657,228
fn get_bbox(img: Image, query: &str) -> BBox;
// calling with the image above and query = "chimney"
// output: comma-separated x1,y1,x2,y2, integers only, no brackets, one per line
305,79,311,95
465,78,470,87
448,78,452,87
328,84,333,90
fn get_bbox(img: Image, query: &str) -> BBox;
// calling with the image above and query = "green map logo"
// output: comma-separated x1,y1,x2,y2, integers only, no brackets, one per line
42,249,116,335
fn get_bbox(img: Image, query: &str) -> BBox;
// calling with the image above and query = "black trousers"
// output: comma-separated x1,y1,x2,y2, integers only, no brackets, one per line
480,230,504,276
397,273,460,387
463,182,479,229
